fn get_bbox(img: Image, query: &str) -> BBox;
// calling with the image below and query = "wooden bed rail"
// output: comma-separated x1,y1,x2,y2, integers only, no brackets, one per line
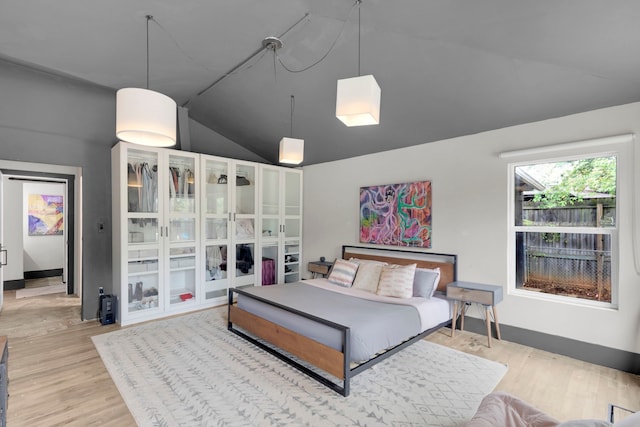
229,305,345,379
228,287,353,396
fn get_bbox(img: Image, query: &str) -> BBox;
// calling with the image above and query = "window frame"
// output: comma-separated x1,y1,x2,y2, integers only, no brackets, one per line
507,150,619,309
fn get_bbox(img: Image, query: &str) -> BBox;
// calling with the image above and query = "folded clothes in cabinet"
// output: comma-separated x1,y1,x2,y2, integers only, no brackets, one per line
262,258,275,285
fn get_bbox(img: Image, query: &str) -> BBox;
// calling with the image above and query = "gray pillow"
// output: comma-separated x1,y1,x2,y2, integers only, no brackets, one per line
413,268,441,298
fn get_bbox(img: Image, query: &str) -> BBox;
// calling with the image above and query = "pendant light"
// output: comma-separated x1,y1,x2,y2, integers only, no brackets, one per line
279,95,304,165
116,15,177,147
336,0,380,127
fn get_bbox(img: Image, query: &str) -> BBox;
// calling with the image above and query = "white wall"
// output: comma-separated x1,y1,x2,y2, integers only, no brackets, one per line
22,182,65,272
2,177,24,281
302,102,640,355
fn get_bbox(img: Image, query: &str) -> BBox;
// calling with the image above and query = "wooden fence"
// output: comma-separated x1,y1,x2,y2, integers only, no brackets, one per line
521,203,613,300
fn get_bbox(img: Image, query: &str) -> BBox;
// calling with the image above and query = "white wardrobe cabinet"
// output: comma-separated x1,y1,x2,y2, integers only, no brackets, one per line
112,142,200,325
113,142,300,325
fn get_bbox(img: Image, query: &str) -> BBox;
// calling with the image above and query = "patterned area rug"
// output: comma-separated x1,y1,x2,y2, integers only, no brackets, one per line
92,307,507,427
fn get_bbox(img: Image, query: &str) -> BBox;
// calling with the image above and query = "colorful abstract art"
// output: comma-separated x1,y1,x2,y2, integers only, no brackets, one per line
360,181,432,247
28,194,64,236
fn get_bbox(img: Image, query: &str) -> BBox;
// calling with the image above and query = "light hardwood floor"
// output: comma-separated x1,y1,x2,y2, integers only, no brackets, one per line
0,289,638,426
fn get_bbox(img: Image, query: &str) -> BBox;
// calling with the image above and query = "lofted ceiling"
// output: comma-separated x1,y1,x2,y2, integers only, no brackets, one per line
2,1,640,165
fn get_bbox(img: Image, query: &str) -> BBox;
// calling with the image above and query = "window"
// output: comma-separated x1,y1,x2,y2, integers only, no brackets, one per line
511,155,617,304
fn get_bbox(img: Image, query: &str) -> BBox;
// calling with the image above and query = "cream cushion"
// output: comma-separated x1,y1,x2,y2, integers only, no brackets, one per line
376,263,417,298
352,262,386,293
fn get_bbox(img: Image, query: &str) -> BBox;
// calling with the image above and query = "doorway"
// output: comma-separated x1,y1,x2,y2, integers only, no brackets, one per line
7,176,70,293
0,160,82,315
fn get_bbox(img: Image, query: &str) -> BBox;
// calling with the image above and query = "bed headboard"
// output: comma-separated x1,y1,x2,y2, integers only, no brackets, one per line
342,245,457,293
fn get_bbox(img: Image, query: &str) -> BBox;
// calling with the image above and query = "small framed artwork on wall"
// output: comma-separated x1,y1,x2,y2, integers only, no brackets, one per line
27,194,64,236
359,180,432,248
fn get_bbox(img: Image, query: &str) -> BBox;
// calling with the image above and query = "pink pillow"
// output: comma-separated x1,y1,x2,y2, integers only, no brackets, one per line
327,259,359,287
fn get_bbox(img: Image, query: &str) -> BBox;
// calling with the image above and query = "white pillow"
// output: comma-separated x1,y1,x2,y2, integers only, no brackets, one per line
327,259,359,287
376,263,417,298
352,262,386,293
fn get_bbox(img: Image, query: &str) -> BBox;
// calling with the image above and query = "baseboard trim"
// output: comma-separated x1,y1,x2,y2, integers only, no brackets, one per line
24,269,63,280
3,279,25,290
460,317,640,375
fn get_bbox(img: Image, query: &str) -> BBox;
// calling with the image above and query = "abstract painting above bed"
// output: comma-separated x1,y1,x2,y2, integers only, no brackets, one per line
359,180,432,247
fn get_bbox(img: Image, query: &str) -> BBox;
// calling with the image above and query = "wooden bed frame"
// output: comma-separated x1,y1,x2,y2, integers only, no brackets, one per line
227,245,457,396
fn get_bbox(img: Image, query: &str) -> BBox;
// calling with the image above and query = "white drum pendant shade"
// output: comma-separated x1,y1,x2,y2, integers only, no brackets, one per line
336,74,380,127
116,88,177,147
279,137,304,165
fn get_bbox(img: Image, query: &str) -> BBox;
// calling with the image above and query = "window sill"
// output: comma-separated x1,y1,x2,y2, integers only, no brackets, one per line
510,288,618,311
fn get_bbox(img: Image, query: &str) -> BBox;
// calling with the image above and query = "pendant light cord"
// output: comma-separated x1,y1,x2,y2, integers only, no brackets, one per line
357,0,361,77
146,15,152,89
290,95,295,137
277,1,359,74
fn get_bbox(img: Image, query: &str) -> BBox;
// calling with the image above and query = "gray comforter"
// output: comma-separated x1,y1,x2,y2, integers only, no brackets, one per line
236,282,421,362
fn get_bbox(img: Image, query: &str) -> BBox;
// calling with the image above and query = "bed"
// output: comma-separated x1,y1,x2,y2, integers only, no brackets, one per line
227,245,457,396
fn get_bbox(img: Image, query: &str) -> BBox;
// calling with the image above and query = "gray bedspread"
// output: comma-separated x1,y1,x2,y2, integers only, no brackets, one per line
236,283,421,362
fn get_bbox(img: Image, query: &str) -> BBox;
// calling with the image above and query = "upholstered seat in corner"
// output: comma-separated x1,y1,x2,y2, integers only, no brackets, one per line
466,392,640,427
466,391,560,427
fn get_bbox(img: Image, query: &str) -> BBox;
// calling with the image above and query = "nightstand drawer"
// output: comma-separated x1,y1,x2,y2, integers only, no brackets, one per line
446,281,503,305
447,286,493,305
308,261,332,275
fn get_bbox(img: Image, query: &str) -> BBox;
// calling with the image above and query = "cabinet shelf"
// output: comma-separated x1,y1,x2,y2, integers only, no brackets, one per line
170,266,196,273
128,302,161,312
128,270,159,277
170,288,196,304
169,253,195,259
128,241,159,247
128,257,158,263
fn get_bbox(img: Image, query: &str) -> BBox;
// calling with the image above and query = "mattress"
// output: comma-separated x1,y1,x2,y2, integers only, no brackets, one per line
235,279,452,362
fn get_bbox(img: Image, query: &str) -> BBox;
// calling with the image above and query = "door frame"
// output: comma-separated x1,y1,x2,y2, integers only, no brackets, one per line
0,160,82,307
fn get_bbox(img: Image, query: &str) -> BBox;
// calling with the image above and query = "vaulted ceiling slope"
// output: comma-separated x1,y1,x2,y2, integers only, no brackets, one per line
2,1,640,165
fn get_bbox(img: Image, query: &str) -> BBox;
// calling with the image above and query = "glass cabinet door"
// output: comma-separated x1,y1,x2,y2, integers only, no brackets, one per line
261,167,280,241
259,167,302,285
233,162,256,289
167,153,198,306
203,157,231,300
126,235,160,313
127,149,159,214
284,170,301,217
284,171,302,283
168,154,196,214
261,167,281,285
126,148,161,313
